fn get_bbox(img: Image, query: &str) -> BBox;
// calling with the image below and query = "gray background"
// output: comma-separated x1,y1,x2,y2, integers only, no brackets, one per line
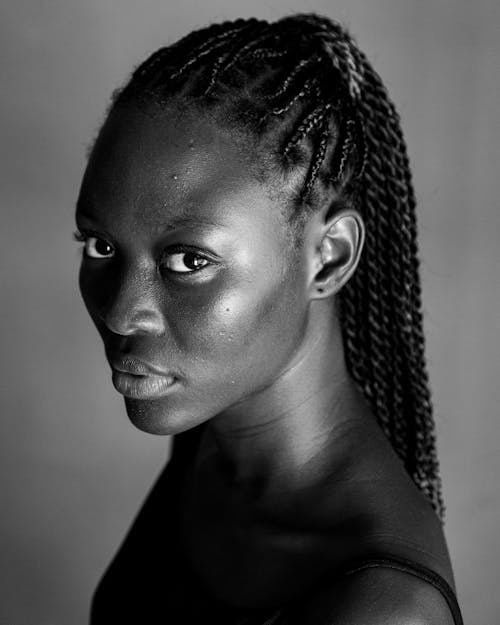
1,0,498,623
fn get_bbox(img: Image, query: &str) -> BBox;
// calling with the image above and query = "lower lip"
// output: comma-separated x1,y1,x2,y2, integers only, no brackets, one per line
111,370,177,399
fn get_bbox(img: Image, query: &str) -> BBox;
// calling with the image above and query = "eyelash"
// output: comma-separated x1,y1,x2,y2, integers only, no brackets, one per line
72,231,86,243
160,244,214,274
73,230,115,259
73,231,214,274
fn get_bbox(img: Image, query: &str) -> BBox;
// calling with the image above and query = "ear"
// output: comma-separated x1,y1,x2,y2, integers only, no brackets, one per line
311,209,365,298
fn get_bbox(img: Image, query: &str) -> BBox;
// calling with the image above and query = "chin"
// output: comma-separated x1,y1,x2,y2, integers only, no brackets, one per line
124,397,204,436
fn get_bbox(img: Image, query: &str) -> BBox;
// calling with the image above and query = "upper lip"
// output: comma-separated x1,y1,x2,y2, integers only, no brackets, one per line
108,354,173,377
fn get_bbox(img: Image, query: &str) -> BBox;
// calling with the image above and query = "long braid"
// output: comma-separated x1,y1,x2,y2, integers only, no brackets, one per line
112,14,444,519
328,31,444,515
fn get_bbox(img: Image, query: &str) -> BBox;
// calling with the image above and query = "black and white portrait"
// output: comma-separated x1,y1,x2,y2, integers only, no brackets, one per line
0,2,498,624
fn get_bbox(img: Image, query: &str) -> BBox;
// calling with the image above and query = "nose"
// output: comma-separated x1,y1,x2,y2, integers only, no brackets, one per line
99,265,166,337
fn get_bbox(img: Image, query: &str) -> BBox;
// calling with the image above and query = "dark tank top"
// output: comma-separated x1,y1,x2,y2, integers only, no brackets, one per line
90,426,463,625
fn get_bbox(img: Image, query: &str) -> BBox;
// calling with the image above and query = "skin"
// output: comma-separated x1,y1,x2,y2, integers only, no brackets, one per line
78,102,455,615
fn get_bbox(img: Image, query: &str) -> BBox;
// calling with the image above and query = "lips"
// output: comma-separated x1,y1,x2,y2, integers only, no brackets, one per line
109,354,170,377
108,354,177,399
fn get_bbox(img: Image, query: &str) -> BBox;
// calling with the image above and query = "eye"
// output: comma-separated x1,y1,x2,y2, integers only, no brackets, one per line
73,232,115,259
162,248,211,274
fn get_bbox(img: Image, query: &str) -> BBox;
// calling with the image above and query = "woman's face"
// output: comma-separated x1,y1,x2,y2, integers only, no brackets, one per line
76,103,312,435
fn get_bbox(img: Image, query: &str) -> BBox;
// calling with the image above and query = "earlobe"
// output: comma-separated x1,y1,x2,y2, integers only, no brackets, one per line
313,210,365,298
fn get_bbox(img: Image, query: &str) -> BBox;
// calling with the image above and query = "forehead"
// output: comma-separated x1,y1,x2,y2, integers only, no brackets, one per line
77,104,280,234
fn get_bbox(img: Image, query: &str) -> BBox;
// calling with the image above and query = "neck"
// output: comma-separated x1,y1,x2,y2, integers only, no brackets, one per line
201,299,372,495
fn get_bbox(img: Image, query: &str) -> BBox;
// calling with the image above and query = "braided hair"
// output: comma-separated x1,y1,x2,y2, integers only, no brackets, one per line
108,13,444,519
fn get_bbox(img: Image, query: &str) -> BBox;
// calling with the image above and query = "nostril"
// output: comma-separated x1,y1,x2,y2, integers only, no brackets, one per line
102,316,136,337
101,301,166,337
102,311,162,337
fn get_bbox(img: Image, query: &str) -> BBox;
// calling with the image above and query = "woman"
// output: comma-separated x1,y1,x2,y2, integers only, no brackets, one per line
75,13,463,624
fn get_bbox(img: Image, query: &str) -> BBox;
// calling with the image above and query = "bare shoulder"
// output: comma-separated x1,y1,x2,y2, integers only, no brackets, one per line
288,565,458,625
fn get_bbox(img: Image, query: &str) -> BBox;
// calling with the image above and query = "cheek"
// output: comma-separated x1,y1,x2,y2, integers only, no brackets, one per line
78,264,110,334
169,266,306,382
79,265,97,321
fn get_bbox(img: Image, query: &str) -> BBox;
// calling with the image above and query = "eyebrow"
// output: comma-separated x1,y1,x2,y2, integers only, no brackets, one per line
75,207,227,232
158,215,227,231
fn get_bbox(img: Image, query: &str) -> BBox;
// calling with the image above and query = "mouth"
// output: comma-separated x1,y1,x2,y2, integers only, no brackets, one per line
111,369,177,399
108,354,177,399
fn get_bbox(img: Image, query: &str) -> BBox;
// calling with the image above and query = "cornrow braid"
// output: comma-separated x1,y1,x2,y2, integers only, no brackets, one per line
267,55,320,101
203,23,271,95
303,119,330,198
134,20,251,87
333,117,356,183
268,77,320,117
111,13,444,520
283,103,332,158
